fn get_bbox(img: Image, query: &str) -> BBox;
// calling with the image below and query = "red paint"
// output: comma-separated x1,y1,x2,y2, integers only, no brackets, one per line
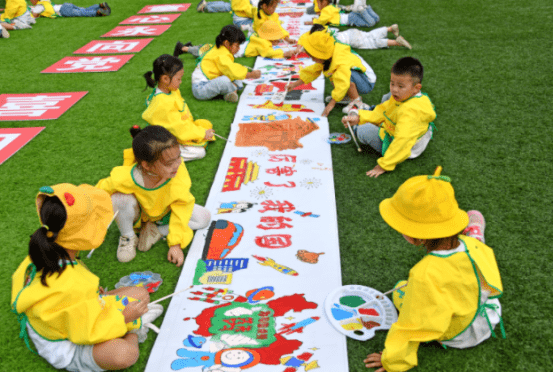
255,234,293,248
359,308,379,316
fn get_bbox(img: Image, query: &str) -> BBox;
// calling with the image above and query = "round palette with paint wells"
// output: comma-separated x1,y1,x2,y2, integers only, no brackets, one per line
327,133,351,144
324,285,398,341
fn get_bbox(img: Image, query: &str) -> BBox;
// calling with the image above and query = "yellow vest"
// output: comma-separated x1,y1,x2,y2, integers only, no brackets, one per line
253,10,289,37
37,0,57,18
142,89,212,146
1,0,27,22
200,45,248,81
313,5,340,26
231,0,255,18
244,34,284,59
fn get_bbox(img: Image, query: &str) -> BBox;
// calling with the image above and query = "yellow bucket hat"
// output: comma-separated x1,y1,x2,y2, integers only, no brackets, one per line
257,20,285,41
298,30,334,60
379,167,469,239
36,184,113,251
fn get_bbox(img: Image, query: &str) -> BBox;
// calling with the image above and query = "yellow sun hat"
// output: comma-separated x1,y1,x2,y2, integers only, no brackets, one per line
379,166,469,239
36,184,114,251
257,20,286,41
298,30,334,60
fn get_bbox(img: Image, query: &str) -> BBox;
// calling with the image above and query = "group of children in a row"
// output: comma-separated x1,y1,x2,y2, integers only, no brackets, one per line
10,0,505,371
0,0,110,37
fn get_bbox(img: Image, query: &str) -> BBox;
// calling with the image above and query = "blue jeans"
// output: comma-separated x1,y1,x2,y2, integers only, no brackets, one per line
350,69,374,94
206,1,231,12
232,14,253,26
60,3,100,17
347,6,379,27
192,76,238,100
354,123,382,153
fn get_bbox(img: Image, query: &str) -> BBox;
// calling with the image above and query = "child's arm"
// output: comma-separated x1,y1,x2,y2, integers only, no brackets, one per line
217,54,250,81
166,185,196,266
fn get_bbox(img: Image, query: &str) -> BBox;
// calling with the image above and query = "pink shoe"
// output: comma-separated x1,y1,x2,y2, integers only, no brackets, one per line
462,210,485,243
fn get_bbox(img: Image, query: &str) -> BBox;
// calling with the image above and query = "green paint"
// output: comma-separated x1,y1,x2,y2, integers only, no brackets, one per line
339,295,365,307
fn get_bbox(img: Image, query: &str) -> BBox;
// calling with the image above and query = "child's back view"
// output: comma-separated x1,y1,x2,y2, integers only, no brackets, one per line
343,57,435,178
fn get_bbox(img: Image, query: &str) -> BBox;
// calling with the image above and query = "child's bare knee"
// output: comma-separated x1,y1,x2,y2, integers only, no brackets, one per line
112,343,139,369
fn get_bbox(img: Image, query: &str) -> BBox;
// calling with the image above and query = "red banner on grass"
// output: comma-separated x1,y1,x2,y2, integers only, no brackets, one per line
0,92,88,120
42,55,134,73
120,14,181,24
102,25,170,37
137,3,190,13
74,39,154,54
0,127,45,165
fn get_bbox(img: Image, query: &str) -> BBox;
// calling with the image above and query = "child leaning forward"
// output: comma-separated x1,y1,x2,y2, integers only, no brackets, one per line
343,57,435,178
11,184,163,371
365,167,504,371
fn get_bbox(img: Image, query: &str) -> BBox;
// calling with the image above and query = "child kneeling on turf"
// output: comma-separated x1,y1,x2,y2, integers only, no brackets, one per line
365,167,504,372
96,125,211,265
143,54,215,162
191,25,261,102
11,184,163,371
342,57,435,178
288,25,376,116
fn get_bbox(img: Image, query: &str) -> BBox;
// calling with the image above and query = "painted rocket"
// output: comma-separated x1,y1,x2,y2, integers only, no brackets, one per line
277,316,320,335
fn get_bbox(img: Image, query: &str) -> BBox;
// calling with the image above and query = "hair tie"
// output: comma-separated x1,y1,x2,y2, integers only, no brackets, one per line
427,175,451,182
46,231,54,238
42,224,49,231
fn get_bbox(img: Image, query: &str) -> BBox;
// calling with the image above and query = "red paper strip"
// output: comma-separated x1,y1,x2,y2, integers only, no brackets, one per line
0,92,88,120
0,127,45,165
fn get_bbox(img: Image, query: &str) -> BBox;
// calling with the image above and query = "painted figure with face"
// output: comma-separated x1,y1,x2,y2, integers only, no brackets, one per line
171,346,261,371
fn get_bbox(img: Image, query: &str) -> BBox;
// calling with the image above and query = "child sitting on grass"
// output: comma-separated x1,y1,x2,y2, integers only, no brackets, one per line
305,0,381,29
143,54,215,161
287,25,376,116
29,0,110,18
190,24,261,102
1,0,36,30
11,184,163,371
365,166,504,372
342,57,435,178
174,20,298,60
96,125,211,265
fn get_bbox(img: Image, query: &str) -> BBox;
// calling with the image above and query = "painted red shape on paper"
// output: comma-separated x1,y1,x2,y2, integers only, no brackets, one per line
255,234,292,248
257,216,293,230
278,12,304,17
0,127,45,165
0,92,87,121
264,181,296,188
235,117,319,151
102,25,170,37
222,157,260,192
119,14,181,24
268,154,296,163
266,166,296,176
137,3,191,13
74,39,154,54
249,100,314,113
271,81,316,92
255,84,274,96
42,55,134,73
258,200,295,213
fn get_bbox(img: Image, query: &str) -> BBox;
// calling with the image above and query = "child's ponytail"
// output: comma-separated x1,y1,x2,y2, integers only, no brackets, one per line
29,196,71,287
143,55,184,91
215,25,246,48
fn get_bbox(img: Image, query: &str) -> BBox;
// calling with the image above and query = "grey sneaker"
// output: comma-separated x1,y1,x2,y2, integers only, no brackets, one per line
138,221,162,252
390,24,399,37
117,235,138,262
13,20,32,29
0,25,9,38
396,36,412,49
196,0,207,12
224,91,239,103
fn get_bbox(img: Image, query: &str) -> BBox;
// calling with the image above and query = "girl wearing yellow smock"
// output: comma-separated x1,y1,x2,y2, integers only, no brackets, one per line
12,184,163,371
253,0,294,44
1,0,35,29
96,125,211,265
191,25,262,102
364,167,504,372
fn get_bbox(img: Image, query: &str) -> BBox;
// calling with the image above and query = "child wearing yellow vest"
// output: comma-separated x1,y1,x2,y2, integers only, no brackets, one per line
174,21,298,60
342,57,435,178
191,25,262,102
1,0,35,30
364,167,504,372
253,0,295,43
143,54,215,162
29,0,110,18
305,0,380,29
11,184,163,371
287,26,376,116
96,125,211,265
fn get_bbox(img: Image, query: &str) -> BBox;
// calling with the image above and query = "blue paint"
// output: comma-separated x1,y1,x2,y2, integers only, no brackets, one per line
331,304,357,321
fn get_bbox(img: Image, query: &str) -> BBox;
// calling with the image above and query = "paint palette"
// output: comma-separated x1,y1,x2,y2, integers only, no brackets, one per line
324,285,397,341
115,271,163,293
327,133,351,144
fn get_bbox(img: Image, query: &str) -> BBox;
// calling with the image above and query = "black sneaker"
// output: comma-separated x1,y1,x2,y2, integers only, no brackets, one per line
196,0,207,12
173,41,185,57
99,2,111,16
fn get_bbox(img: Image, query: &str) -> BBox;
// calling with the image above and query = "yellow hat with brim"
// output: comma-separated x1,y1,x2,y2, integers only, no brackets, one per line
36,184,114,251
379,167,469,239
298,30,334,60
257,20,285,41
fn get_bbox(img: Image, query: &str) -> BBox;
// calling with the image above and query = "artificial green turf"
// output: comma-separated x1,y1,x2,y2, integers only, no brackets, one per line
1,0,552,371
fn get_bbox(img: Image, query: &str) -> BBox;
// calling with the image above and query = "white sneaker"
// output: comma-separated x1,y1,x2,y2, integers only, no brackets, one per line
240,24,253,33
353,4,366,12
0,25,9,38
342,98,370,113
224,91,239,103
396,36,412,50
13,20,32,29
138,221,162,252
130,303,164,343
196,0,207,12
117,235,138,262
390,24,399,37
